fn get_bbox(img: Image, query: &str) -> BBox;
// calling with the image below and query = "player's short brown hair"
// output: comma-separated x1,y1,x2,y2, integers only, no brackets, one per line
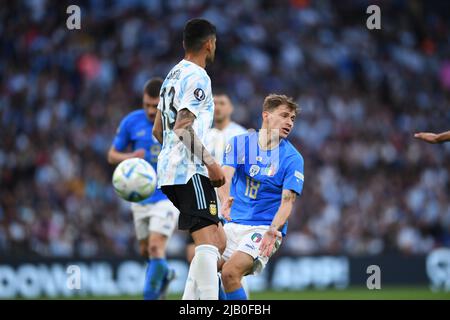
263,94,299,115
144,78,163,97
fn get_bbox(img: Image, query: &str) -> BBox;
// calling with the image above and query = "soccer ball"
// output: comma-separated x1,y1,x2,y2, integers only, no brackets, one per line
112,158,157,202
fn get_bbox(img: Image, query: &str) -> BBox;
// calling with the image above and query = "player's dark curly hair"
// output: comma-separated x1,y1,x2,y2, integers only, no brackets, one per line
183,18,216,52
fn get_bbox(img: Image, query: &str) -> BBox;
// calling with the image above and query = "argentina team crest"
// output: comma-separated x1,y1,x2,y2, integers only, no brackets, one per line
209,202,217,215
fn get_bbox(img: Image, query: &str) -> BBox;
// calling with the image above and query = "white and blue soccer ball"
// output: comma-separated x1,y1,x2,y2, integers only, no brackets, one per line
112,158,157,202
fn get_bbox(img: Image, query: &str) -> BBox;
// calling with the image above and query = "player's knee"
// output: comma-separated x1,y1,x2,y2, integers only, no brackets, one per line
216,227,227,254
186,244,196,264
217,239,226,255
148,243,164,257
148,235,166,258
221,264,241,288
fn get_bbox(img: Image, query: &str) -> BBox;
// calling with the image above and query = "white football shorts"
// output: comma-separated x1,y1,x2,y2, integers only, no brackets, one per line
222,222,282,275
131,200,179,240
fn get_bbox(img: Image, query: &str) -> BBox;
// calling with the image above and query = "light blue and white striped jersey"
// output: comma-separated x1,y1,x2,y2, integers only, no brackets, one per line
157,59,214,187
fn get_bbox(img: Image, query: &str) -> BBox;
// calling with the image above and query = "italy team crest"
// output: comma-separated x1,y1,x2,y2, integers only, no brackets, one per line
262,163,277,176
251,233,262,243
249,165,260,177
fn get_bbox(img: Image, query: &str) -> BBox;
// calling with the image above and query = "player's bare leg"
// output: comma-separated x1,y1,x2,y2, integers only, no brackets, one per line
144,231,172,300
191,223,226,252
221,251,253,300
189,223,226,264
148,232,168,258
186,243,196,263
139,239,149,258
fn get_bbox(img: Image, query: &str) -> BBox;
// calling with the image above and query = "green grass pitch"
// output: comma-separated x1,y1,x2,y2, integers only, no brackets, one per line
52,287,450,300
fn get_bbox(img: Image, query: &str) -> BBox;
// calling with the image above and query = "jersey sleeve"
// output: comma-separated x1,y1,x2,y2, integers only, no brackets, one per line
112,117,130,151
283,156,305,195
178,72,209,118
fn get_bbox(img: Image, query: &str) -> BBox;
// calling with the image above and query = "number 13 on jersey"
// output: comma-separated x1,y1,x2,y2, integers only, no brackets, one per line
160,86,177,131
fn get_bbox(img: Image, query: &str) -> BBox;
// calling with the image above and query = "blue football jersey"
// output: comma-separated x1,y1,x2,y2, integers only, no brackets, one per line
223,131,304,236
113,109,166,204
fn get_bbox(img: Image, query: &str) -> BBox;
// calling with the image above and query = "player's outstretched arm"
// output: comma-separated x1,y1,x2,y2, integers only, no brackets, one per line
152,110,163,144
259,189,297,257
107,146,145,165
173,108,225,187
414,130,450,143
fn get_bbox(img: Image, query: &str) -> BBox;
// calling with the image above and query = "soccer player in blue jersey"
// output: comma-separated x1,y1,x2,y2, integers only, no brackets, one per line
185,92,247,264
107,78,179,300
217,94,304,300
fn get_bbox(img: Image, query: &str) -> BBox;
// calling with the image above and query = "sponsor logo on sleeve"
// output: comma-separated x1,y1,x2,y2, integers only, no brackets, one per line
194,88,206,101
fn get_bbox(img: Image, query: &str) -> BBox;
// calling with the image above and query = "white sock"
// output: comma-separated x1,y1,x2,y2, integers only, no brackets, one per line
182,258,199,300
191,244,220,300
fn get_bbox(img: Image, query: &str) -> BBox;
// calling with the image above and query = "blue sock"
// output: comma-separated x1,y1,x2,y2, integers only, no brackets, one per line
143,258,168,300
226,287,247,300
218,275,227,300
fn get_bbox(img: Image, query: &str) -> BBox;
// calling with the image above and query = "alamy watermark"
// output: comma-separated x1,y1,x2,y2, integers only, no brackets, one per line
66,265,81,290
65,5,380,31
366,5,381,30
366,265,381,289
66,5,81,30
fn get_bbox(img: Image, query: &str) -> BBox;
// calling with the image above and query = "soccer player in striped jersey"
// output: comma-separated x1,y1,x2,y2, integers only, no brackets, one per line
152,18,226,300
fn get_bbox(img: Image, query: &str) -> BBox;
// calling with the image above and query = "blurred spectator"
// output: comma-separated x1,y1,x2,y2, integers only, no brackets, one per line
1,0,449,258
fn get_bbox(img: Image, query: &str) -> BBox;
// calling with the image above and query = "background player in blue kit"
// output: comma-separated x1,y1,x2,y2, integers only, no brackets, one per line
218,94,304,300
108,78,179,300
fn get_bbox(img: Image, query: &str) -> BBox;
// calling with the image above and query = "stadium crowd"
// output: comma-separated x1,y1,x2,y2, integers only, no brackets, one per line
1,0,449,258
